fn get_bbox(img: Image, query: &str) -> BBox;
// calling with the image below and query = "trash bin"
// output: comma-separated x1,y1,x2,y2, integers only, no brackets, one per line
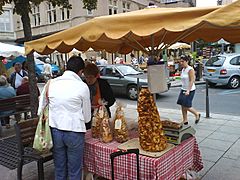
194,63,202,81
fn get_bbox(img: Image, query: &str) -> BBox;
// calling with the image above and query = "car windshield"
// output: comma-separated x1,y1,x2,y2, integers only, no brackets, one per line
205,56,226,67
34,58,45,65
117,65,142,75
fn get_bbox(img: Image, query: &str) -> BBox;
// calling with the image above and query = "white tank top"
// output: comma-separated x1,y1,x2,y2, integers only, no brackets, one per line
181,66,196,91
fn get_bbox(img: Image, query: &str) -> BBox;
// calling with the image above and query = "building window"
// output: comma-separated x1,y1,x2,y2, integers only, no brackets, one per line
87,9,93,16
47,3,57,23
67,9,70,19
0,10,12,32
160,0,179,3
127,3,130,9
123,2,126,8
32,5,41,26
109,0,118,15
123,1,130,13
61,8,70,21
61,8,65,20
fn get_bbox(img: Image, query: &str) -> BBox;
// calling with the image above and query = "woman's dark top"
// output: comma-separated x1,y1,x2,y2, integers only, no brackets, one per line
85,78,116,129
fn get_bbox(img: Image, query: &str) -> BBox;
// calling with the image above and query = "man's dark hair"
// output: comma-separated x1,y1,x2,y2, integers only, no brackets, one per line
66,56,85,74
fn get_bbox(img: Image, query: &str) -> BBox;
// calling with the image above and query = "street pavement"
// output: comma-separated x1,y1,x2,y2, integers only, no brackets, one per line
0,79,240,179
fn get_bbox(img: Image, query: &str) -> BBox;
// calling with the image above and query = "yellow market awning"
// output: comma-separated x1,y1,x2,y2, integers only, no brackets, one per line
25,0,240,55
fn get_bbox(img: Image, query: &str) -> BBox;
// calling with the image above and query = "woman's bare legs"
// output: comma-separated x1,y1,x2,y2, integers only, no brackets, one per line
187,107,200,119
181,106,188,123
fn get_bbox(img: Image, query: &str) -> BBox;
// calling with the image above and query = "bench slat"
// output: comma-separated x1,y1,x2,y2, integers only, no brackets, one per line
0,94,31,120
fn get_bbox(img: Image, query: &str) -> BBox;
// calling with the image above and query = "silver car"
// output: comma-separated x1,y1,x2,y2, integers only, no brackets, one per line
203,53,240,88
98,64,171,100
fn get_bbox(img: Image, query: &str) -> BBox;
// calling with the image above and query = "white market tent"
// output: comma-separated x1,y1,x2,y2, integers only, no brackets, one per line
0,42,25,57
168,42,191,50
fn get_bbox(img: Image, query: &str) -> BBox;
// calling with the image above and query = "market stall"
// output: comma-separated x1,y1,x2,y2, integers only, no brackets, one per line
25,1,240,55
83,88,202,179
84,130,202,180
23,1,240,179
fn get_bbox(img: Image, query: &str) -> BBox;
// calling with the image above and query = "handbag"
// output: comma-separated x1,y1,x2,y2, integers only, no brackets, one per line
33,81,53,153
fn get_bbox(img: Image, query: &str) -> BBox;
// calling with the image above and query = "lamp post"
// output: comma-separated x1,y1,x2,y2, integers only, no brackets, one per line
205,80,210,118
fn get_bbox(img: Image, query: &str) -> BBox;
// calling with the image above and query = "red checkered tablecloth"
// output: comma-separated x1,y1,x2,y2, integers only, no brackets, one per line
84,130,203,180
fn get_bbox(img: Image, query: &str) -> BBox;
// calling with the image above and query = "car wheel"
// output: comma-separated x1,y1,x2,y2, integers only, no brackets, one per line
228,76,240,89
208,82,217,87
127,85,138,100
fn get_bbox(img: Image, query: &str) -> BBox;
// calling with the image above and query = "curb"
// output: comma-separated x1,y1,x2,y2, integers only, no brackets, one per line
170,81,206,88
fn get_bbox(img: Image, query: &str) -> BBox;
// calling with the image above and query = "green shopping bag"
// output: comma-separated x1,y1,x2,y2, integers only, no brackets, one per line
33,80,52,153
33,104,53,153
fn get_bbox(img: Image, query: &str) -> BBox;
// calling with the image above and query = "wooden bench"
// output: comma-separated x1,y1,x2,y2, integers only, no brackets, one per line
0,94,31,121
14,118,53,180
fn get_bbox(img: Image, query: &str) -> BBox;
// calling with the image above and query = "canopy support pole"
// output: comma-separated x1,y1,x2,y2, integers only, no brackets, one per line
124,34,149,54
155,31,168,54
167,23,205,49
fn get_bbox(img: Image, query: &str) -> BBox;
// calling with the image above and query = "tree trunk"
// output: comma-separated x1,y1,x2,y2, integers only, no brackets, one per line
21,11,39,118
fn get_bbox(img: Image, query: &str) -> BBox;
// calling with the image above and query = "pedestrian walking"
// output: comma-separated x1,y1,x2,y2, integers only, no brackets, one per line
42,58,52,83
38,56,91,179
130,53,139,67
177,55,201,125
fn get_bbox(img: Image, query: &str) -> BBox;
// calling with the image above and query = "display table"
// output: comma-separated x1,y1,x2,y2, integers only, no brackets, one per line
84,130,203,180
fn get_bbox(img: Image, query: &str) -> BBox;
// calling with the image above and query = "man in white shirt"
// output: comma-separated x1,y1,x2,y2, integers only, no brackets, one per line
42,58,52,82
38,56,91,180
98,57,108,65
9,62,28,89
130,53,139,67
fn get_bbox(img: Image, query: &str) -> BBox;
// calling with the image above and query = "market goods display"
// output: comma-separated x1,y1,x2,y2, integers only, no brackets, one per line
113,104,129,143
100,115,113,143
91,105,113,143
137,88,167,152
91,108,102,138
162,120,182,129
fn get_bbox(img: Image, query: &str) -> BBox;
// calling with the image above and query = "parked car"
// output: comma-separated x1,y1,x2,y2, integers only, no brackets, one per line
98,64,171,100
34,58,61,82
203,53,240,88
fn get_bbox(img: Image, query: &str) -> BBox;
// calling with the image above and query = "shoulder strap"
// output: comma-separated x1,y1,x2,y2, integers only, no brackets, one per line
45,80,51,99
17,72,24,78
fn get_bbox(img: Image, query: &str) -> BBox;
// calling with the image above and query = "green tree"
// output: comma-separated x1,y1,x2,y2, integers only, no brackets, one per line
0,0,97,117
0,0,71,117
82,0,97,11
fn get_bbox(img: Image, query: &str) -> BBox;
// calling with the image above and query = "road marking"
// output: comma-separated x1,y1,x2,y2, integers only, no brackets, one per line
218,89,240,95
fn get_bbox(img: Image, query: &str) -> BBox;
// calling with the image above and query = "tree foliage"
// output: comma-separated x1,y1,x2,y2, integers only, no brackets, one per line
0,0,71,117
82,0,97,11
0,0,96,117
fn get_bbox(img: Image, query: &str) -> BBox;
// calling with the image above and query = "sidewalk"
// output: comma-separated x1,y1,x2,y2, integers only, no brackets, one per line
124,106,240,180
170,77,206,88
1,100,240,179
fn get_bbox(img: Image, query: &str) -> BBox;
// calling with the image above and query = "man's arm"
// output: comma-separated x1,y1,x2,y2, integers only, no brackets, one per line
82,87,91,123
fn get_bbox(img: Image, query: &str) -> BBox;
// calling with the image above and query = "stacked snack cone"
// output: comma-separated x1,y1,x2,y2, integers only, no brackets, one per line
137,88,167,152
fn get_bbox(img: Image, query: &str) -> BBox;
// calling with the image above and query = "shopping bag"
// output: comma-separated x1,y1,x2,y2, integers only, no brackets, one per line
33,80,52,153
33,104,53,153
